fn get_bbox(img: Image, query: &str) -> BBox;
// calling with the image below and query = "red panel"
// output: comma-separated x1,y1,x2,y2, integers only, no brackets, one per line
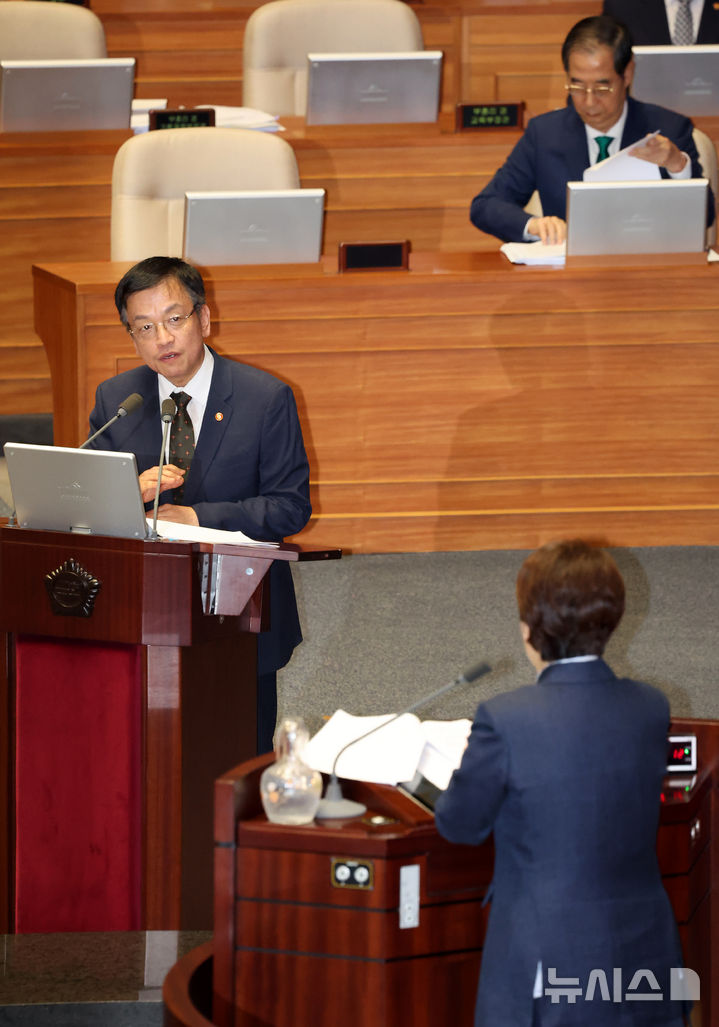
14,636,142,932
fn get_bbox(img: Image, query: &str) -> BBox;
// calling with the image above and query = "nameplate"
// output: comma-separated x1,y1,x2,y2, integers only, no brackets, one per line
338,241,410,272
149,108,216,131
455,102,525,132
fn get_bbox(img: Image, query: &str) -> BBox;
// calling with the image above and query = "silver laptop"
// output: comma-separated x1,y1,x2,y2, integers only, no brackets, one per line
0,58,135,132
183,188,325,265
632,45,719,116
566,179,708,256
4,443,148,539
306,51,442,125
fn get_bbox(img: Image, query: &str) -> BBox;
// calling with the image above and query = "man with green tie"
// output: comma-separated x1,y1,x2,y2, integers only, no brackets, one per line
470,15,713,244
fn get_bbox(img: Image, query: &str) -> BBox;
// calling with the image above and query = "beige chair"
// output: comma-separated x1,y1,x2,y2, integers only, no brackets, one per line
110,127,302,261
243,0,424,117
524,129,718,246
0,1,106,59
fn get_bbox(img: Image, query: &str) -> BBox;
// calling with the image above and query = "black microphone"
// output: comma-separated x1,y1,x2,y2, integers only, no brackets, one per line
80,392,143,449
315,662,491,819
148,397,176,540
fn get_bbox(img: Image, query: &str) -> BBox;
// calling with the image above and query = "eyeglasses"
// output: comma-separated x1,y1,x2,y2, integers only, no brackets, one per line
127,307,198,341
565,83,616,97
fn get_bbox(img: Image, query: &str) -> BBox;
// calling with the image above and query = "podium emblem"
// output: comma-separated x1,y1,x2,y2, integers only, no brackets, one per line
45,558,101,617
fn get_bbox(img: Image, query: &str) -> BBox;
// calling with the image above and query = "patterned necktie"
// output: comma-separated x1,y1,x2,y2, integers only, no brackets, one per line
673,0,694,45
594,135,614,162
169,390,195,503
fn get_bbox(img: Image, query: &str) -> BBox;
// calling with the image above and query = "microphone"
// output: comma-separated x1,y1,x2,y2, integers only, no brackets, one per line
315,662,491,820
148,397,176,541
80,392,143,449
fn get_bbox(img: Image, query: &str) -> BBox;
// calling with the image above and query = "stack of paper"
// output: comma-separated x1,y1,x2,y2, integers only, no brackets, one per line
148,518,278,546
500,241,566,266
196,105,282,132
131,98,168,134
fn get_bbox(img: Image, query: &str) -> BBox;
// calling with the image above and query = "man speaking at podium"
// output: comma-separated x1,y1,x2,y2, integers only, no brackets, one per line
471,14,713,244
86,256,312,753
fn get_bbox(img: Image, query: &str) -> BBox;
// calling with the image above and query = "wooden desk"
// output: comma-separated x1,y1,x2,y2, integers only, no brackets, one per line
33,253,719,554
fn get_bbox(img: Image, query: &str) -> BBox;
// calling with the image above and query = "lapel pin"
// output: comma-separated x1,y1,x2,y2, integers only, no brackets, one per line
215,412,224,422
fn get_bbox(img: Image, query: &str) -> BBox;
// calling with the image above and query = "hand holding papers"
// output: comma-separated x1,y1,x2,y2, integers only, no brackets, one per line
584,131,662,182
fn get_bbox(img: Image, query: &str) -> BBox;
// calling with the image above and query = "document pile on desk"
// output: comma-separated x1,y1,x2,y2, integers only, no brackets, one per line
149,518,279,546
305,709,472,789
501,241,566,266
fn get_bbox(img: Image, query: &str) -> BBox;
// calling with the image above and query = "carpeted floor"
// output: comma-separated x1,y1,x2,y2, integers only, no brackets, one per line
280,545,719,736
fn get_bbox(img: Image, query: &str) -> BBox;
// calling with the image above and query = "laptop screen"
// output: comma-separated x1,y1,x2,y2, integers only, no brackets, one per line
0,58,135,132
305,51,442,125
4,443,148,540
183,188,325,266
566,179,708,256
632,45,719,117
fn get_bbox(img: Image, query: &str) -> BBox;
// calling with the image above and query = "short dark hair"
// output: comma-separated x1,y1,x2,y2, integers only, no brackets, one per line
114,256,206,326
561,15,634,76
516,539,625,662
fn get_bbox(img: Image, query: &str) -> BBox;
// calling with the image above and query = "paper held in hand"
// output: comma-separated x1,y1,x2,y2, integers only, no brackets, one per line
304,709,472,790
583,131,662,183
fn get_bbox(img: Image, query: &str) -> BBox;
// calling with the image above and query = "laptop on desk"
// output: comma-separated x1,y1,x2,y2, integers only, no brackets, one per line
305,51,442,125
566,179,708,257
0,58,135,132
4,443,149,539
183,188,325,265
632,45,719,116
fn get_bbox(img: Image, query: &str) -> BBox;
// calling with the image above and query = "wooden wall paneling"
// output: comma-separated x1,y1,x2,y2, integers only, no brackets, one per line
462,11,580,112
33,257,719,553
0,133,125,416
103,10,246,107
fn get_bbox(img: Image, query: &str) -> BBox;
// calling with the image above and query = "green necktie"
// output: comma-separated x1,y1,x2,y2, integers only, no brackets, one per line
595,135,613,162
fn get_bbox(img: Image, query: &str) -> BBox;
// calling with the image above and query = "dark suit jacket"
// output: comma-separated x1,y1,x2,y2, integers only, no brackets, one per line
603,0,719,44
470,95,712,242
434,659,686,1027
88,348,312,673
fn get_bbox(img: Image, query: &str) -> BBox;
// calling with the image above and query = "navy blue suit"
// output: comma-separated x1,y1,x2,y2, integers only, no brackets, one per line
87,348,311,676
603,0,719,44
470,95,712,242
435,659,686,1027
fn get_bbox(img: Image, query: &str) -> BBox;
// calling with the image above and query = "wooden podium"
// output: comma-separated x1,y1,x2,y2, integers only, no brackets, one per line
211,756,491,1027
0,523,338,934
162,717,719,1027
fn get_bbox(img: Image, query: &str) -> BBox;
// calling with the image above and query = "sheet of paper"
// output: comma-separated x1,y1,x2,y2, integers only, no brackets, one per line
583,131,661,183
500,241,566,266
415,718,472,790
305,710,473,787
305,709,425,784
148,518,278,546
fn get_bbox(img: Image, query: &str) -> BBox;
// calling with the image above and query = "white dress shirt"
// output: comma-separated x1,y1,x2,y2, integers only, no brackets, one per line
158,344,214,459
